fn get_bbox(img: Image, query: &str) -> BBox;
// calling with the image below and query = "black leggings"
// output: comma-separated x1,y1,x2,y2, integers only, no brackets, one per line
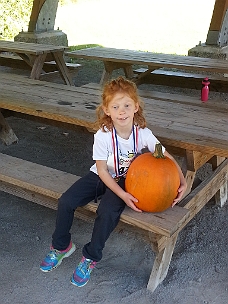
52,171,126,261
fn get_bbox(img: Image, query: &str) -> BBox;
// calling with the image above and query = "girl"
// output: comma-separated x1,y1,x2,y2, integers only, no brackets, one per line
40,76,187,287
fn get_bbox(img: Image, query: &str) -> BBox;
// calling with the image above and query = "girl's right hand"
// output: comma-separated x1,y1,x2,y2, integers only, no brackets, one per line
123,192,142,212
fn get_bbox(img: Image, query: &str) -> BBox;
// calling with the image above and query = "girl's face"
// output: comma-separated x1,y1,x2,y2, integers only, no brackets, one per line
103,92,139,129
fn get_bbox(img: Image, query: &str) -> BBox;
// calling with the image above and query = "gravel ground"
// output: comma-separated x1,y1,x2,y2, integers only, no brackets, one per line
0,62,228,304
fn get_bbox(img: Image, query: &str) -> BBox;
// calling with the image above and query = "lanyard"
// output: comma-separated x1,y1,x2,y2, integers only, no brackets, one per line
111,125,138,178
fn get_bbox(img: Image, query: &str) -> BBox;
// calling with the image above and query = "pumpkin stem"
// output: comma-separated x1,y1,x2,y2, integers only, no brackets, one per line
153,142,165,158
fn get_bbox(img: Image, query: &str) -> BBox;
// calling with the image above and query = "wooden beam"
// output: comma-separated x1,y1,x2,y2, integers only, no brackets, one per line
28,0,47,32
206,0,228,44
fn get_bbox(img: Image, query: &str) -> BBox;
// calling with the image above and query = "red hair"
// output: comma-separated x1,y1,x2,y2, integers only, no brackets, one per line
96,76,146,131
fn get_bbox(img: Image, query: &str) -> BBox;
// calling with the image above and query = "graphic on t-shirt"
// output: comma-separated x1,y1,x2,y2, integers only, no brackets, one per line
118,149,135,175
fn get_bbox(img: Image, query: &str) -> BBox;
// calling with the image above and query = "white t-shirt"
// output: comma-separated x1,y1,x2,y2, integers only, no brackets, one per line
90,127,165,178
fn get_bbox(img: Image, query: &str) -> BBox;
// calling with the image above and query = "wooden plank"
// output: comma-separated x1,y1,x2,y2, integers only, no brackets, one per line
0,40,67,55
0,154,78,198
66,47,228,74
0,153,189,237
0,72,227,157
84,202,189,237
0,78,226,132
1,82,226,141
81,82,228,111
1,73,227,129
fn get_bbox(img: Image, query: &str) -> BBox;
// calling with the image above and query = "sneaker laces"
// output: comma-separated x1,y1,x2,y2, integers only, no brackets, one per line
78,257,97,275
47,249,61,260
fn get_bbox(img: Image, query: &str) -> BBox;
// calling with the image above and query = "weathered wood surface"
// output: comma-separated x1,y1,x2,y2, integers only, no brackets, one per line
82,82,228,111
0,153,189,238
0,40,68,55
0,72,227,157
66,47,228,74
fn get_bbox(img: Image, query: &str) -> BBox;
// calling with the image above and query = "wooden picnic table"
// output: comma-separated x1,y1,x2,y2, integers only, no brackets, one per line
0,40,73,85
66,47,228,86
0,71,227,292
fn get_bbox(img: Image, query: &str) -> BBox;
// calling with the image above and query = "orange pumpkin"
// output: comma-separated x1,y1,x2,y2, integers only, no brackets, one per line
125,143,180,212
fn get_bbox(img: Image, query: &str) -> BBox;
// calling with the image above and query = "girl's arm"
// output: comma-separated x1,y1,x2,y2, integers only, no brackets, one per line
96,160,142,212
164,151,187,207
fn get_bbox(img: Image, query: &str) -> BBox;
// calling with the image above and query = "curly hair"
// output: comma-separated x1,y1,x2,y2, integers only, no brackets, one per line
95,76,146,131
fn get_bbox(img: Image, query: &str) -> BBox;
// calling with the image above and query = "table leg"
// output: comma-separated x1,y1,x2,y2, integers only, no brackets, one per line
51,51,73,86
18,53,46,76
100,61,133,85
0,111,18,145
30,53,47,80
211,156,228,207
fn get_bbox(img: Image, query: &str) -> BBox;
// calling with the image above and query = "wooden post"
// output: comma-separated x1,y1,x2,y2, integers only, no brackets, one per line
206,0,228,45
211,156,228,207
147,234,178,292
28,0,47,32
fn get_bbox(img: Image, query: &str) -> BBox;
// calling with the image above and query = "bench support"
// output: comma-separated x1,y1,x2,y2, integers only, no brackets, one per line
211,156,228,207
0,111,18,145
147,233,178,292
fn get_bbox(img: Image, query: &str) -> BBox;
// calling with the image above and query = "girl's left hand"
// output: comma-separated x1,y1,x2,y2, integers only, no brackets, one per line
171,181,187,207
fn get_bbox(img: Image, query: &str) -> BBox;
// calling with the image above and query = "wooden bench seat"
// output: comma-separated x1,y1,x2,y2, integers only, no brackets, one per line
133,67,228,92
0,153,188,237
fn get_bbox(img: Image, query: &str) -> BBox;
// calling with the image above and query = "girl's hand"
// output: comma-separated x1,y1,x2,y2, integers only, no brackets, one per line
122,192,142,212
171,180,187,207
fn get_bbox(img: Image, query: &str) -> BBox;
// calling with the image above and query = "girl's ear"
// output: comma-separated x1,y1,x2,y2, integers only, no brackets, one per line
103,106,110,116
134,103,139,113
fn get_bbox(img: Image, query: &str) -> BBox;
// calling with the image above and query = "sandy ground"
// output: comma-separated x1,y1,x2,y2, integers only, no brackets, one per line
0,63,228,304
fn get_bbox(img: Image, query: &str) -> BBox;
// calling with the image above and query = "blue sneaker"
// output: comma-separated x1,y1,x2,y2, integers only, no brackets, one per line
71,256,97,287
40,241,76,272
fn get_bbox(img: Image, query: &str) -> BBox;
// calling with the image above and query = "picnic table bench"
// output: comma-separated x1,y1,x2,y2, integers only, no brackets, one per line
0,40,74,85
66,47,228,90
0,71,227,292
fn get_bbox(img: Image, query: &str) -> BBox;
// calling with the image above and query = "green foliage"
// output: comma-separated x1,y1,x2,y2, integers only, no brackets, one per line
69,44,103,51
0,0,33,40
59,0,78,6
